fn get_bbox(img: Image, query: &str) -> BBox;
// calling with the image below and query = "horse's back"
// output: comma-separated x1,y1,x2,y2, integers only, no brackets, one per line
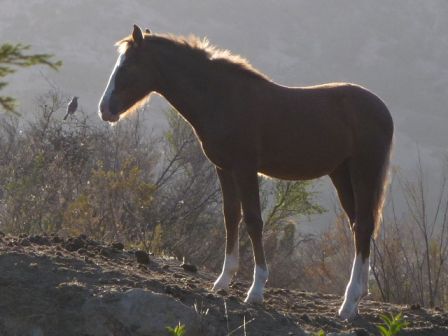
255,82,393,180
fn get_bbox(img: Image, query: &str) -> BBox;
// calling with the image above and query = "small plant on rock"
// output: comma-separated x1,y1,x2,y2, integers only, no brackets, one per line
166,322,186,336
377,312,407,336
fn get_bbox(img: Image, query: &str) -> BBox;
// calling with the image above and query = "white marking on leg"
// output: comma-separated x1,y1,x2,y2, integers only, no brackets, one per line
213,244,239,291
245,265,269,303
99,52,126,117
339,254,369,320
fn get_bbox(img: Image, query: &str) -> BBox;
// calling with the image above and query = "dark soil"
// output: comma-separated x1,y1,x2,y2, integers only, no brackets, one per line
0,233,447,335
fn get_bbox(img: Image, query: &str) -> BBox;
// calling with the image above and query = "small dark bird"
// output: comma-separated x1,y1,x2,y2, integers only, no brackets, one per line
64,96,78,120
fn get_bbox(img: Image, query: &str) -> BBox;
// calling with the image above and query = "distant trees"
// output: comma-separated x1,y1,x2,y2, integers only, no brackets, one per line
0,91,158,238
371,156,448,309
3,91,447,309
0,94,323,288
0,43,61,114
291,155,448,309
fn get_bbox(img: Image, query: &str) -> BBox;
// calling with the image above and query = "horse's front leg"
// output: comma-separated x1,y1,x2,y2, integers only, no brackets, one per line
234,168,269,303
213,168,242,292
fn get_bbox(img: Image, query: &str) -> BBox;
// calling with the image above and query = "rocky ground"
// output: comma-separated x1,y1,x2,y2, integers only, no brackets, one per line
0,233,447,336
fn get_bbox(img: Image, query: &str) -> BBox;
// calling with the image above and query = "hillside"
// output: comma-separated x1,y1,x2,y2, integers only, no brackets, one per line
0,232,446,336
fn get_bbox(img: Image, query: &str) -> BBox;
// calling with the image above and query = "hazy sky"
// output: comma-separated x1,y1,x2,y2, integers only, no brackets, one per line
1,0,447,175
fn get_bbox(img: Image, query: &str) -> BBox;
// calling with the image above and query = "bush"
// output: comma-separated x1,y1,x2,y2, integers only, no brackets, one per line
0,94,323,288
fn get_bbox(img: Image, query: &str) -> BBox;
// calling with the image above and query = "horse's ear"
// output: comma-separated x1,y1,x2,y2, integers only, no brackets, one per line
145,28,151,34
132,24,144,46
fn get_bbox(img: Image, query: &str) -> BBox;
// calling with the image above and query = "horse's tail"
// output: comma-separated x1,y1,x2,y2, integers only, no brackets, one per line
373,134,393,239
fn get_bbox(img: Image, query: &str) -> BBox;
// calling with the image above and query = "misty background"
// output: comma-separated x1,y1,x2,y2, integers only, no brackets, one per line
1,0,448,229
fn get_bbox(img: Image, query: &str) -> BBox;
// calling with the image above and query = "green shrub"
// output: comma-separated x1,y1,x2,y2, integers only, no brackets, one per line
377,312,407,336
166,322,186,336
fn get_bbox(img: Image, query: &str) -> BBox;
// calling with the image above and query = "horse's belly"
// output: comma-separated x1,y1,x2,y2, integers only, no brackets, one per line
258,161,334,180
257,119,353,180
258,143,350,180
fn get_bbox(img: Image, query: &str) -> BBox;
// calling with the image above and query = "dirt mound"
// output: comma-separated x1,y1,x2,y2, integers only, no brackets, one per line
0,233,447,336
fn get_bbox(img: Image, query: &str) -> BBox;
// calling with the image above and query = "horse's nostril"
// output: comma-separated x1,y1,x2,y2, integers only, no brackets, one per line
99,103,119,122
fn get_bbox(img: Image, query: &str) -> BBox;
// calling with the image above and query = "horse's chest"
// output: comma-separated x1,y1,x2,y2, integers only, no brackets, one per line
200,140,231,169
197,129,247,170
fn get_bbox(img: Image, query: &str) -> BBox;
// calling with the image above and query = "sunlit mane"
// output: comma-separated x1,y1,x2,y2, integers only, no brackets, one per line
116,33,269,81
115,35,136,54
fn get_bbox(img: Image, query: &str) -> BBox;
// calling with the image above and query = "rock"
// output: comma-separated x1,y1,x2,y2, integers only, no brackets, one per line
4,233,448,335
181,262,198,273
410,303,421,310
353,328,369,336
173,273,184,279
63,237,85,252
77,248,87,254
100,247,113,258
216,289,227,296
78,234,87,240
29,235,50,245
51,235,64,244
135,250,150,264
19,238,30,246
82,289,204,336
137,264,148,271
228,295,238,302
300,313,311,323
206,293,215,299
111,242,124,250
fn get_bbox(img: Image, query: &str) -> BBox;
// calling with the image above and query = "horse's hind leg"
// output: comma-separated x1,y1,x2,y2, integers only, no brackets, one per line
338,154,389,320
213,168,242,291
330,160,356,228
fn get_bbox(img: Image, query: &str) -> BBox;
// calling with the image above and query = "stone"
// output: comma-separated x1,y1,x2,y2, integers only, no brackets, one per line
111,242,124,250
63,237,85,252
82,289,204,336
181,262,198,273
135,250,150,264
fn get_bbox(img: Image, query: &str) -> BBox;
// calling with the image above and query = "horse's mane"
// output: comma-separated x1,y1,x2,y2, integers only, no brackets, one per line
116,33,270,81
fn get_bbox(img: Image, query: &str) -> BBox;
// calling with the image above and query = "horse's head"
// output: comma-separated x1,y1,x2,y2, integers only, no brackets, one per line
99,25,156,122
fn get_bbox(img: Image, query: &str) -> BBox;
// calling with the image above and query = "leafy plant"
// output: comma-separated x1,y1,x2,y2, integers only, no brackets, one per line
313,330,326,336
377,312,408,336
0,43,61,114
166,322,186,336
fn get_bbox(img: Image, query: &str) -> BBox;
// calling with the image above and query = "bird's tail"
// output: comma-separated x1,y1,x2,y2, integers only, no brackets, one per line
63,113,69,120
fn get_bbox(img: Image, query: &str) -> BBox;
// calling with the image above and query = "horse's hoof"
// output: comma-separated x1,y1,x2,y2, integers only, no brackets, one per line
244,292,264,304
338,304,359,321
212,278,230,292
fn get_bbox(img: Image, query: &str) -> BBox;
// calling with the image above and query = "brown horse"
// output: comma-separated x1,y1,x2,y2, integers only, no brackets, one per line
99,25,393,320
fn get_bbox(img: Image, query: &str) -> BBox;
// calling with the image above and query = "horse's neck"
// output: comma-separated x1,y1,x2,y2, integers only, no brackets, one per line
154,53,223,133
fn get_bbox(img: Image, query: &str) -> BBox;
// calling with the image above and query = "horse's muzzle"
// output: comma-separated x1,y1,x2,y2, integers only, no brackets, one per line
99,102,120,122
